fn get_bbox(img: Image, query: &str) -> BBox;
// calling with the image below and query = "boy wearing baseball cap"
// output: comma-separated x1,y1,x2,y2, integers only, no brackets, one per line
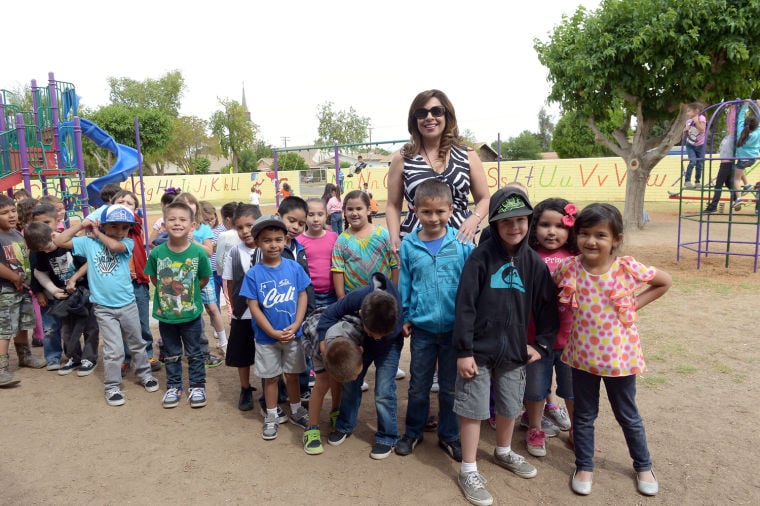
55,204,159,406
452,187,559,506
239,215,312,441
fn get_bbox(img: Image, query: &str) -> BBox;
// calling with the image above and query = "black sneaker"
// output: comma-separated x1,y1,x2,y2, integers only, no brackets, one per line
58,358,80,376
77,359,96,377
327,430,350,446
239,386,255,411
704,206,717,214
439,439,463,462
105,387,125,406
370,442,393,460
395,435,423,456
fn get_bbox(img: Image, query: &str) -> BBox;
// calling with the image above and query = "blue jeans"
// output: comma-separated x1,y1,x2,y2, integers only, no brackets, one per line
684,142,705,183
404,328,458,442
524,349,573,401
41,304,63,365
572,368,652,473
159,316,205,389
213,273,223,311
329,212,343,234
336,340,402,446
314,291,337,308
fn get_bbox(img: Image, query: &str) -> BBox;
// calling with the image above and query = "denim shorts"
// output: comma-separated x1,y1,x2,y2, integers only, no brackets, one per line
254,340,306,378
0,289,35,340
524,349,573,402
454,364,526,420
201,278,217,305
736,159,755,170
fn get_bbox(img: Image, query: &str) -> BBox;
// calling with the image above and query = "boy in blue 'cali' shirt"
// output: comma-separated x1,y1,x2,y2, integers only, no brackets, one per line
240,214,311,441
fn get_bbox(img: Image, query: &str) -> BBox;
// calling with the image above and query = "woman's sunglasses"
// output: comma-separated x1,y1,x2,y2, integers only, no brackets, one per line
413,106,446,120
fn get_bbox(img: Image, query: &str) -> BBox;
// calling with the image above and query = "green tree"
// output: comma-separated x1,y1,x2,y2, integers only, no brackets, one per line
190,157,211,174
210,99,256,173
552,110,621,158
492,131,543,161
276,152,309,171
460,128,478,148
85,105,173,176
315,102,370,146
164,116,219,174
535,0,760,229
107,70,185,118
537,107,555,151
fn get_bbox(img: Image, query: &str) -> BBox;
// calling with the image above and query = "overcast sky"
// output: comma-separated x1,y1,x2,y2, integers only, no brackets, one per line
5,0,600,149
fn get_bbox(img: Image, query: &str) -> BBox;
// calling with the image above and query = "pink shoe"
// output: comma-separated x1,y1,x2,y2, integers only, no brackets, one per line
526,428,546,457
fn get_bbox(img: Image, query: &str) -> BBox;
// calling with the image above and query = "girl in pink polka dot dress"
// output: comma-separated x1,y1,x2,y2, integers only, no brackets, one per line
553,203,671,498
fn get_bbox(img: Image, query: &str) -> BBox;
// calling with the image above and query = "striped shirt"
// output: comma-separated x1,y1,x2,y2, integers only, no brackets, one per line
331,225,398,293
401,144,473,236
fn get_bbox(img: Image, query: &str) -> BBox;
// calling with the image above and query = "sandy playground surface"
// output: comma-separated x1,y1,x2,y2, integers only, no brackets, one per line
2,205,759,505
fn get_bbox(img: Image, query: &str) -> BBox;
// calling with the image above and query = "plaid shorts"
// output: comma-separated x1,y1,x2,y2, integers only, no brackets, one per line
201,278,217,305
0,289,35,340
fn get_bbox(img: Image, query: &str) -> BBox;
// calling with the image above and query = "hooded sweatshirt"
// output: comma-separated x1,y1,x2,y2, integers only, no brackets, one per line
453,189,559,370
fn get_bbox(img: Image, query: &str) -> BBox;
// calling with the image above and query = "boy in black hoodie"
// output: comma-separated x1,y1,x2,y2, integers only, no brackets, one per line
453,187,559,506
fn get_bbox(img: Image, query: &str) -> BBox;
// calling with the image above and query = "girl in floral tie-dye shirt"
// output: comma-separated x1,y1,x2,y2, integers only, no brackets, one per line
553,203,671,498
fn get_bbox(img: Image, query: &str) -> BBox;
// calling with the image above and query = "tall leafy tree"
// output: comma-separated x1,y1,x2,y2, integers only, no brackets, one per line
536,107,555,151
315,102,370,146
210,99,256,173
164,116,219,174
535,0,760,229
491,131,543,161
552,109,622,158
107,70,185,118
85,105,172,176
275,152,309,171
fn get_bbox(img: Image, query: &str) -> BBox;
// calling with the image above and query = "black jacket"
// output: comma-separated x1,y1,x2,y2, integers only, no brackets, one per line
453,227,559,370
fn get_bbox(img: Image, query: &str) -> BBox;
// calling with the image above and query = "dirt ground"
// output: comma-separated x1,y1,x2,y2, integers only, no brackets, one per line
2,206,759,505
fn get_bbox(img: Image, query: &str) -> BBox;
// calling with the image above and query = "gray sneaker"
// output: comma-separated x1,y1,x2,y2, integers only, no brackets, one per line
493,449,537,478
289,405,309,429
545,405,571,431
458,471,493,506
262,414,279,440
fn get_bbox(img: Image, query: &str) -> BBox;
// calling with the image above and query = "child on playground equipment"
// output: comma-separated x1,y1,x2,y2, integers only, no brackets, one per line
682,102,706,188
733,101,760,212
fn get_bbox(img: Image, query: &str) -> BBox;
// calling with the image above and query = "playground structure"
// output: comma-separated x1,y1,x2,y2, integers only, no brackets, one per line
0,72,144,222
674,99,760,272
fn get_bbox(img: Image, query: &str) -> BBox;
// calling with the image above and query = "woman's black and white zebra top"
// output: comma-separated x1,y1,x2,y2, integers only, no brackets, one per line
401,144,473,236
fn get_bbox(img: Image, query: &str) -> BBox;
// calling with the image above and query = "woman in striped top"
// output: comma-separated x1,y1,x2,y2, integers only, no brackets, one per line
386,89,490,252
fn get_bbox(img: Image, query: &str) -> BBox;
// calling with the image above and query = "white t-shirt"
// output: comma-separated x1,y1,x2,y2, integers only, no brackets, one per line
249,192,260,205
222,242,255,319
216,229,241,276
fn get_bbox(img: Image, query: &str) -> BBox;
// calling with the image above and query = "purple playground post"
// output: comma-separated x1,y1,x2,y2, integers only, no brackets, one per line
274,150,280,208
15,114,32,193
333,141,340,193
73,117,89,218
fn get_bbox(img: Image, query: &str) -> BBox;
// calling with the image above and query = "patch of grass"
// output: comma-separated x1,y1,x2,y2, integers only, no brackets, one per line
711,361,732,374
732,375,747,384
673,364,698,374
639,374,667,388
647,353,666,362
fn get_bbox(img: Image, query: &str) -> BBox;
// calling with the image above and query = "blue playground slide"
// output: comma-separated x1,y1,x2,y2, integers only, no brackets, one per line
62,118,141,207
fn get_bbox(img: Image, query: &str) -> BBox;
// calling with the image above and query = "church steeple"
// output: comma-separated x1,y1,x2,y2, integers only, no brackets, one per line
242,82,251,122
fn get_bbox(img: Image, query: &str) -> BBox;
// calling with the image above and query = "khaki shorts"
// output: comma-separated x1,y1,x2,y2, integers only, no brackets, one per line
253,340,306,379
0,289,35,340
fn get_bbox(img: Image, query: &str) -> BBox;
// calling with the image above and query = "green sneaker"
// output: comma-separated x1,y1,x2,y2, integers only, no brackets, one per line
329,409,340,428
303,427,324,455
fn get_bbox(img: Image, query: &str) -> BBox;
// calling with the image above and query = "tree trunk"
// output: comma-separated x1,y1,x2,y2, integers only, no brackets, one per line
622,158,653,230
232,151,239,173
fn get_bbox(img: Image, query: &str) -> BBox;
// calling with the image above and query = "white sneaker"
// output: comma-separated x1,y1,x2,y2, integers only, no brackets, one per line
395,368,406,380
361,381,369,392
430,372,440,393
